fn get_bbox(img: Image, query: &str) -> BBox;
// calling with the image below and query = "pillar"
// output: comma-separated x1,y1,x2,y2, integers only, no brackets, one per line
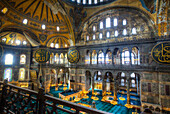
92,76,94,95
102,79,106,96
113,79,118,101
127,76,130,104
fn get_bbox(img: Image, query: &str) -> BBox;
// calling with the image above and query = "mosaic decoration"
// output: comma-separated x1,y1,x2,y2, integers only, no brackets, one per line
67,48,79,63
34,49,50,63
139,0,157,13
0,45,3,59
4,68,12,82
151,42,170,64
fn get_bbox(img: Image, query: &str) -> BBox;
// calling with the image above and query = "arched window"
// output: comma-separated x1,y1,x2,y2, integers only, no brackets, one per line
20,54,26,64
106,17,111,28
131,79,135,87
5,54,13,65
93,26,96,31
123,19,127,25
55,43,59,48
65,53,68,64
106,32,110,38
106,51,112,64
122,48,130,65
114,18,118,26
100,21,103,29
50,53,54,64
100,0,103,2
4,68,12,82
83,0,86,4
121,72,125,77
55,53,59,64
92,50,97,64
19,68,25,81
77,0,80,3
114,49,120,65
131,73,135,78
89,0,92,4
123,29,127,35
115,30,118,37
60,53,64,64
121,79,124,86
98,50,104,64
86,35,89,41
85,50,90,64
99,33,102,39
132,27,137,34
93,34,96,40
50,43,54,48
94,0,97,4
132,47,140,65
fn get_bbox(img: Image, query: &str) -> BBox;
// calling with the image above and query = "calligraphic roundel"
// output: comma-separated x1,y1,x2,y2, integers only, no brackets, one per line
34,49,50,63
67,48,79,63
151,42,170,65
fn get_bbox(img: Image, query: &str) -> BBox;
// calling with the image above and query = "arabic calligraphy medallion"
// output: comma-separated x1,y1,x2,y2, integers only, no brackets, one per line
67,48,79,63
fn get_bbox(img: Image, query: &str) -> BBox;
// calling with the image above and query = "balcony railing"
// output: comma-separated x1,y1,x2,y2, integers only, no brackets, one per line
0,80,109,114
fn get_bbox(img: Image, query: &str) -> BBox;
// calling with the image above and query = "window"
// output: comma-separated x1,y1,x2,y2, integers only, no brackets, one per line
115,30,118,37
132,47,140,65
85,50,90,64
92,50,97,64
16,40,21,45
93,26,96,31
98,50,104,64
121,72,125,77
23,19,28,25
2,38,6,42
77,0,80,3
94,0,97,4
114,49,120,65
83,0,86,4
86,36,89,41
106,51,112,64
50,43,54,48
123,29,127,35
131,79,135,87
132,27,137,34
23,41,27,45
55,43,59,48
4,68,12,82
93,34,95,40
100,0,103,2
122,48,130,65
123,19,126,25
65,54,68,64
5,54,13,65
65,44,67,48
99,33,102,39
20,54,26,64
89,0,92,4
100,21,103,29
55,53,59,64
114,18,118,26
60,53,64,64
121,79,124,86
42,24,46,29
106,32,110,38
1,7,8,14
131,73,135,78
56,26,60,31
106,17,111,28
19,68,25,81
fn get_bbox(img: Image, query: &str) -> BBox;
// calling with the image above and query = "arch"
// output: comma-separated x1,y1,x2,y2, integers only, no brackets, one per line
132,46,140,65
92,50,97,64
122,48,130,65
98,50,104,64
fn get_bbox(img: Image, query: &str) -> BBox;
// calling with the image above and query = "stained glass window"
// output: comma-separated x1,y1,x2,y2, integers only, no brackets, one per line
20,54,26,64
4,68,12,82
19,68,25,80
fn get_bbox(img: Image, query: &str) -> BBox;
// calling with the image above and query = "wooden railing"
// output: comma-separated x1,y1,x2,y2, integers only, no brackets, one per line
0,80,110,114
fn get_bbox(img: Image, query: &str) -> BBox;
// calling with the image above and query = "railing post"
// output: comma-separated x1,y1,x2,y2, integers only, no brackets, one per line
0,80,8,112
38,87,45,114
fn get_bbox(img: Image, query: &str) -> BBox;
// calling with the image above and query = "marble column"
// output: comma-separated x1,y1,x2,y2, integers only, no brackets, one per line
127,77,130,104
113,79,118,101
92,76,94,95
102,79,106,96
